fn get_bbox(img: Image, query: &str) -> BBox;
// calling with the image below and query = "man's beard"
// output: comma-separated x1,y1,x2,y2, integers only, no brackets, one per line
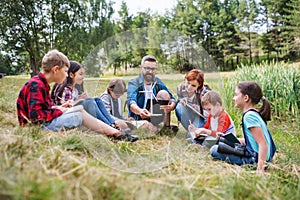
143,73,155,83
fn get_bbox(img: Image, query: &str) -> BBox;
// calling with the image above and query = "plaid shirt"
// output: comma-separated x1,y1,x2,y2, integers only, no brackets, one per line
52,84,78,105
16,72,63,126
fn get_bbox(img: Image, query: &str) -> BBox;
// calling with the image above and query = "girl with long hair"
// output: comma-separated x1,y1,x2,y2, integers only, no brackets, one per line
210,81,276,172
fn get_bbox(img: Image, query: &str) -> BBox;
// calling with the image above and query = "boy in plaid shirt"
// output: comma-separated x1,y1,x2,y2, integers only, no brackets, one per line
16,49,131,140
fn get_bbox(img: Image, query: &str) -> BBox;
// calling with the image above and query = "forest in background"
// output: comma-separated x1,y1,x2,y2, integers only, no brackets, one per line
0,0,299,76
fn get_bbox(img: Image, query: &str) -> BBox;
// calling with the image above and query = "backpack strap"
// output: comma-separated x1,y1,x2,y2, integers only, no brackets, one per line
242,109,276,162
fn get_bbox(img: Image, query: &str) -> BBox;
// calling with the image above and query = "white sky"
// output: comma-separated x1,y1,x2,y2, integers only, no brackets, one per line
113,0,177,18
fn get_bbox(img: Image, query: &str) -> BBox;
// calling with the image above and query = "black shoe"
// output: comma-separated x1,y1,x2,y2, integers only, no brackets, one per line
165,125,179,132
113,128,139,142
113,134,138,142
158,125,179,136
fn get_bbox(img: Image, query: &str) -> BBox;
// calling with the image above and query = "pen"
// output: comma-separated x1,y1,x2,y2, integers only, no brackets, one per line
223,125,234,134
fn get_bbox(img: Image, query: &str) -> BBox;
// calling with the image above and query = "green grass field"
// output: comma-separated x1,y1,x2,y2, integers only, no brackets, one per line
0,67,299,200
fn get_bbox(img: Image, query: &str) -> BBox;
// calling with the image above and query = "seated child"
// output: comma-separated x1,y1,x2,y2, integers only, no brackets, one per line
100,78,157,132
188,90,236,145
51,61,119,130
16,50,136,141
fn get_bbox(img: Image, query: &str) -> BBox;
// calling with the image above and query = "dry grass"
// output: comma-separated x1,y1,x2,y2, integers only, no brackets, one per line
0,69,299,200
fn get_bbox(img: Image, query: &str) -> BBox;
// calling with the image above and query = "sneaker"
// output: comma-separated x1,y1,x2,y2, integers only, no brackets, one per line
113,128,139,142
113,134,138,142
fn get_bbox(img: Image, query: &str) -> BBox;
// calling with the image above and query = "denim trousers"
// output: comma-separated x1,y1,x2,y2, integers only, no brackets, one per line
80,98,115,125
210,145,256,165
175,102,205,131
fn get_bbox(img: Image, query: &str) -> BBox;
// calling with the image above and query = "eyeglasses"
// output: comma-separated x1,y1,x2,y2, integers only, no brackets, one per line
143,66,157,72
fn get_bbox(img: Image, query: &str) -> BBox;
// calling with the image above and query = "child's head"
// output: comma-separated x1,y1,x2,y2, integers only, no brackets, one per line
235,81,271,121
67,61,85,86
201,91,222,117
42,49,69,73
107,78,126,98
236,81,262,105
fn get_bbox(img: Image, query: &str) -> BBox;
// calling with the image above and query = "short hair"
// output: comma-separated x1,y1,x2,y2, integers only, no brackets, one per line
42,49,70,72
201,90,222,106
141,55,157,66
108,78,126,95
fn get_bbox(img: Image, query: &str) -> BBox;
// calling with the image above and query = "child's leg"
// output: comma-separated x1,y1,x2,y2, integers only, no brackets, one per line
80,110,121,136
210,145,255,165
94,98,115,125
81,98,114,125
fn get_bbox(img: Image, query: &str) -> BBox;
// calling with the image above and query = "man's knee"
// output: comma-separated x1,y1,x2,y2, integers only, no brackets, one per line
156,90,170,101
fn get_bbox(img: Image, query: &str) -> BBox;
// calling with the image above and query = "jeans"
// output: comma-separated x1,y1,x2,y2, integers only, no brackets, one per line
175,102,206,131
210,145,256,166
43,111,82,131
80,98,115,125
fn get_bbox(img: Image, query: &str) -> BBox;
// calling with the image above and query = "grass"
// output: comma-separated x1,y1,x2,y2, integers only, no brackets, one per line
0,67,299,200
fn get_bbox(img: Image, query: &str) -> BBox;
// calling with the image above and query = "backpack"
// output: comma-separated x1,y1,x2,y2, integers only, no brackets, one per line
242,109,276,162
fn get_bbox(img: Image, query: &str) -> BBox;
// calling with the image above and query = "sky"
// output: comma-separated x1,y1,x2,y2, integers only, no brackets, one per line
112,0,177,18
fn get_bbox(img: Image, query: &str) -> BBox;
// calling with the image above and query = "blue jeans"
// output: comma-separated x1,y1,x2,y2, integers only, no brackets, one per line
80,98,115,125
43,111,82,131
210,145,256,165
175,102,205,132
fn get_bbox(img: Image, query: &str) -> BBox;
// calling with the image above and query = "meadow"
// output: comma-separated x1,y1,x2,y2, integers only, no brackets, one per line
0,63,299,200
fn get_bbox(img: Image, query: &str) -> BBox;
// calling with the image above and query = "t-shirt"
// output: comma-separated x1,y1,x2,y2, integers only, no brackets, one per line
202,109,236,137
243,111,273,161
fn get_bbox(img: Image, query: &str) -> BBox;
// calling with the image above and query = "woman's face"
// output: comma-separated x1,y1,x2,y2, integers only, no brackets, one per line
72,68,85,85
186,79,199,93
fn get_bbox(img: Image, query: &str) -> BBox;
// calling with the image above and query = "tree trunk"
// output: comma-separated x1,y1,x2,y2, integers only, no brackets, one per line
29,53,40,77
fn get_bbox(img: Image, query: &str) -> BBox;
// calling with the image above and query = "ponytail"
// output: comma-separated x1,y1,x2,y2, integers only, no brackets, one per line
259,96,271,122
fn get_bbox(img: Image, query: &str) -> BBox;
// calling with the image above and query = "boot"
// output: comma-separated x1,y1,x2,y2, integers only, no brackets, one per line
219,137,235,148
217,142,251,157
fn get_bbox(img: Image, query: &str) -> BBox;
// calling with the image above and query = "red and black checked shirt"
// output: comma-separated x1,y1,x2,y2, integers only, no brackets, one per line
16,72,63,126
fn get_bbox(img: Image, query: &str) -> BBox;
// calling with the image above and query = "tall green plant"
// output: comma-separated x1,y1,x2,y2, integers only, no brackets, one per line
223,61,300,119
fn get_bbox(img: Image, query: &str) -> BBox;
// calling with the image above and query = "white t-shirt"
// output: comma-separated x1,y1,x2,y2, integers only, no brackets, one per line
143,84,153,109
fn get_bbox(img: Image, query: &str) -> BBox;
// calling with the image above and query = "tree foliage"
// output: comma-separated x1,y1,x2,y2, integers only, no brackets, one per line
0,0,299,75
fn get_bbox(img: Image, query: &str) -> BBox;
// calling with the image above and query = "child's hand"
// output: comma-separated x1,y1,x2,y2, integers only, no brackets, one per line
195,128,206,136
127,117,135,121
216,132,224,140
188,124,196,132
79,92,88,99
61,100,73,108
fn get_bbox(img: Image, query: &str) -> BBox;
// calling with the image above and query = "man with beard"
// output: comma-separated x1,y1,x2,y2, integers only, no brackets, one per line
127,55,177,130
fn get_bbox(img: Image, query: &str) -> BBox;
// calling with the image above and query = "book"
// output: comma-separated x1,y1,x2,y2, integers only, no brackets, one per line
193,134,217,148
64,105,84,114
222,132,240,144
185,103,206,119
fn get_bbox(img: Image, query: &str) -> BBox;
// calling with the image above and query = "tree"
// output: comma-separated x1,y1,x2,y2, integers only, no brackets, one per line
0,0,87,76
282,0,300,59
237,0,258,65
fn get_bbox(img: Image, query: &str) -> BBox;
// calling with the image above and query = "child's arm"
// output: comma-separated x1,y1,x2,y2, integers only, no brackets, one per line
250,126,268,172
210,111,231,137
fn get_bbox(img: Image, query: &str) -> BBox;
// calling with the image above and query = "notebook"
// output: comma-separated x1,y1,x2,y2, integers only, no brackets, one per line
64,105,84,114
